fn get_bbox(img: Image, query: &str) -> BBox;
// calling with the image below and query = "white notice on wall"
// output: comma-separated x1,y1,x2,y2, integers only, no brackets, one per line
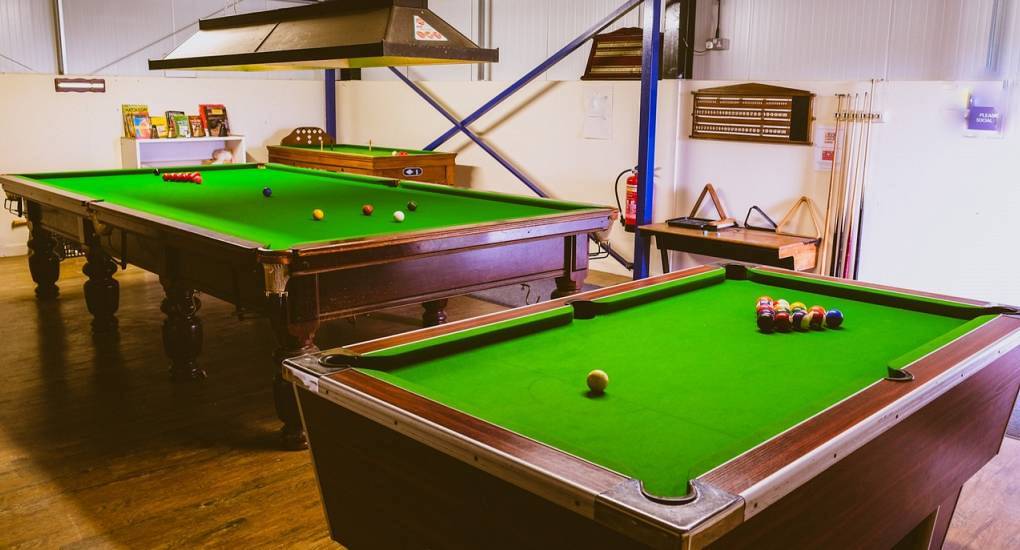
814,123,837,171
582,86,613,140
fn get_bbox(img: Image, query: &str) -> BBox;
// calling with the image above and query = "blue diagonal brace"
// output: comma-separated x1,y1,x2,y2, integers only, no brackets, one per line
390,68,551,198
424,0,643,152
391,68,633,270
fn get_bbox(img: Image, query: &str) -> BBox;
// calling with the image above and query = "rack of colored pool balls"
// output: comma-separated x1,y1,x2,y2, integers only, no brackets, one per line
159,170,202,184
756,297,843,333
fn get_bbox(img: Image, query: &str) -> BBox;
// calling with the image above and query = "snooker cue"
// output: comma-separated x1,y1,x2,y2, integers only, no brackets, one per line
818,93,846,275
842,92,868,278
829,95,850,276
852,80,877,279
830,93,857,276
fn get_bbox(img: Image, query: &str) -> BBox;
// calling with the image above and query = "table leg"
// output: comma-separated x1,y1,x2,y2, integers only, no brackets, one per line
268,295,319,450
551,273,583,299
26,206,60,300
891,486,963,550
422,299,448,326
660,247,671,273
83,235,119,334
160,280,205,381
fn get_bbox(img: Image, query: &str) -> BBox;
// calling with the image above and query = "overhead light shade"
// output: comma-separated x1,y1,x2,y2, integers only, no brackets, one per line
149,0,498,71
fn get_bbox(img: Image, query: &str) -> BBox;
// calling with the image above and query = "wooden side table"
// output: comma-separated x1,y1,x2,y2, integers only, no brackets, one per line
640,223,820,272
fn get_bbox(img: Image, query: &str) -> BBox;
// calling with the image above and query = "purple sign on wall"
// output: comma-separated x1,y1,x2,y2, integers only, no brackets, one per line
967,105,1001,132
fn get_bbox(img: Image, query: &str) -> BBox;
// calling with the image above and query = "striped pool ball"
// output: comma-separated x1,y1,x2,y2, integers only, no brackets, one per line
790,301,807,312
809,310,826,330
800,311,815,331
757,312,775,333
792,310,807,331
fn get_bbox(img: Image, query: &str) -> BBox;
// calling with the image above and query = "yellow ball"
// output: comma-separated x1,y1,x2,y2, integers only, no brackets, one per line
586,369,609,394
312,208,325,220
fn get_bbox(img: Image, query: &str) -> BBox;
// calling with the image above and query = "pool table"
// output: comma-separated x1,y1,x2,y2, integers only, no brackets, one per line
285,263,1020,549
0,163,613,448
267,143,457,185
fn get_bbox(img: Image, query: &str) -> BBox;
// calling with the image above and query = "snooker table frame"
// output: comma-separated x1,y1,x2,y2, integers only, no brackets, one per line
267,144,457,186
1,163,614,450
285,263,1020,549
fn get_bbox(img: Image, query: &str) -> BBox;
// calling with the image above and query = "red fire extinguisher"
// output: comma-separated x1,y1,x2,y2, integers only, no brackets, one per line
615,168,639,233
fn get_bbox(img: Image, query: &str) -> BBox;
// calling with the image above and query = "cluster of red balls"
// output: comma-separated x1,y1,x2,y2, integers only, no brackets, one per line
162,171,202,184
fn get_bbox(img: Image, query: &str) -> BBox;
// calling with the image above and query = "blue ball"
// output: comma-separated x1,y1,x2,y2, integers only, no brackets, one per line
825,309,844,329
262,187,272,197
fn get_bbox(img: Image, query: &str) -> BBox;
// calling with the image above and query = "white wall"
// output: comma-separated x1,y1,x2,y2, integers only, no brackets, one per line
672,78,1020,306
337,79,681,276
336,77,1020,306
0,73,324,256
857,81,1020,305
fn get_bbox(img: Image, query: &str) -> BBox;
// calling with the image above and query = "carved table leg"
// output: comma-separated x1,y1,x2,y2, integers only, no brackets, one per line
422,299,449,326
83,239,119,334
26,207,60,300
160,280,205,381
269,294,319,451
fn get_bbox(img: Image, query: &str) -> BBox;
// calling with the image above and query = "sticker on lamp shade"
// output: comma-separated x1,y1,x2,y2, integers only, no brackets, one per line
402,167,424,177
413,16,447,41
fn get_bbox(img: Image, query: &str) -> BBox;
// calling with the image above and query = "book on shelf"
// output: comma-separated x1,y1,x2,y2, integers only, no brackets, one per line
121,104,149,137
188,115,206,137
165,110,189,138
150,116,169,139
132,115,152,139
200,104,230,137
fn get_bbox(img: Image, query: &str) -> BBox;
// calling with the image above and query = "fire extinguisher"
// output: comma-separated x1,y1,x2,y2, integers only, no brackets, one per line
615,167,639,233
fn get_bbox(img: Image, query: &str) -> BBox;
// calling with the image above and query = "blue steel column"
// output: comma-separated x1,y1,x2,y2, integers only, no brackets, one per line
633,0,661,279
324,69,337,139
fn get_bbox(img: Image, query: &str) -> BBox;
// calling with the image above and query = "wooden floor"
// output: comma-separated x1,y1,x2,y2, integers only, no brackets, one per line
0,256,1017,549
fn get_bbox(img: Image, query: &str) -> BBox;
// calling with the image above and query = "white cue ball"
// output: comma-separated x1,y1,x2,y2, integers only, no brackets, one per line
393,210,406,222
586,369,609,394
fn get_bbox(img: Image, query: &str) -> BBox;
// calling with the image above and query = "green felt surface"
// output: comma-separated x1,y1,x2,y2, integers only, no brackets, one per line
20,164,589,250
360,273,989,497
280,144,439,158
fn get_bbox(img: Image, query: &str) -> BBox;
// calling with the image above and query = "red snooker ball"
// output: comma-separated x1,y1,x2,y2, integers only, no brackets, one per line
362,204,374,216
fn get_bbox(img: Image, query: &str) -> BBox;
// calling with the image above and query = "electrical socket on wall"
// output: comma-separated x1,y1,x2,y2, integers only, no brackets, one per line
705,38,729,51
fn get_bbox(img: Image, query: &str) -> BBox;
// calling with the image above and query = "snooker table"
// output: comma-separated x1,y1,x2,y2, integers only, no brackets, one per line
285,263,1020,549
0,163,613,448
267,142,457,185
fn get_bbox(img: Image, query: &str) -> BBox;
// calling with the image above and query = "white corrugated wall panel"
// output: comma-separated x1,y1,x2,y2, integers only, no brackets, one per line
62,0,174,76
490,0,549,81
693,0,1012,81
61,0,314,79
0,0,57,73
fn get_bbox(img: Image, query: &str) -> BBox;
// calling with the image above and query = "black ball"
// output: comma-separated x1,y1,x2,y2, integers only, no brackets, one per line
152,168,160,176
407,201,418,211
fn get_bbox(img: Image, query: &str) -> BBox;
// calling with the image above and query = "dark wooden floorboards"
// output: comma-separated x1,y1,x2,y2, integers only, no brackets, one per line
0,256,1015,548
